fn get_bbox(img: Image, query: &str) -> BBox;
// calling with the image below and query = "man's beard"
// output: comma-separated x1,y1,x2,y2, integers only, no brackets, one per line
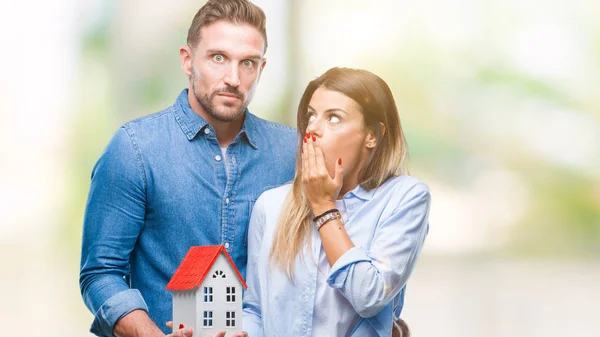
191,69,248,123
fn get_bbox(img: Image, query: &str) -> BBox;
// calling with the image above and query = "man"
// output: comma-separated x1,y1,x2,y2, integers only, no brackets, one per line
79,1,296,336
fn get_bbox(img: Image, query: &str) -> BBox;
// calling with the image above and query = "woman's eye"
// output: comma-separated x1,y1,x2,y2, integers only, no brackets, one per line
213,54,224,62
243,60,254,68
330,115,341,123
308,114,316,122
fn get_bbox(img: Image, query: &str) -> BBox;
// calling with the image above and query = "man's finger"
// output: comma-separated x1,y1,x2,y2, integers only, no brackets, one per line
166,321,173,329
183,327,194,337
170,327,193,337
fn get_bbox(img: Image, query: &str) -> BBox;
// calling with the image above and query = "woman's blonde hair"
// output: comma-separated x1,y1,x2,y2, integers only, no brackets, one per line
270,67,409,278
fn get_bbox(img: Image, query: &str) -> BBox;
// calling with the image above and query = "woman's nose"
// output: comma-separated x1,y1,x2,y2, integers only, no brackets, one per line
305,129,320,140
306,122,320,138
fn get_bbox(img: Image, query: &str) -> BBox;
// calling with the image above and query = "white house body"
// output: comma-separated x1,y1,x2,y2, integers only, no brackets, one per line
168,246,246,337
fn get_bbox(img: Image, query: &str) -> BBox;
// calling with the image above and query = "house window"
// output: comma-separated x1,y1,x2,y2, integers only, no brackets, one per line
226,311,236,327
203,287,213,302
212,270,226,278
203,311,213,327
226,286,236,303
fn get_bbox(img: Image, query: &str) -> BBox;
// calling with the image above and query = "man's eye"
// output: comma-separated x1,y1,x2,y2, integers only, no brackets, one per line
213,54,224,62
330,115,341,123
243,60,254,68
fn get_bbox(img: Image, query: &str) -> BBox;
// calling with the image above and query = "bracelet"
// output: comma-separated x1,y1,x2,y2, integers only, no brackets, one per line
312,208,340,222
313,211,342,231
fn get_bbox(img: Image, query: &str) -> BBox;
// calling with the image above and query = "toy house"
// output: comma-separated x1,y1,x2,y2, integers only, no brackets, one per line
166,245,247,336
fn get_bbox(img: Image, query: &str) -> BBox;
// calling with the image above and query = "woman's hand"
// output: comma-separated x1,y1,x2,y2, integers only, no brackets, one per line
302,133,344,215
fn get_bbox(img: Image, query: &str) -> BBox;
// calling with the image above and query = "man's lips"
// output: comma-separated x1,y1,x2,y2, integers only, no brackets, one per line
217,93,241,99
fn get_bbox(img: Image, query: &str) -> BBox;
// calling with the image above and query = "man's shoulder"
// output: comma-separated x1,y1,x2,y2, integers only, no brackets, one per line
247,113,296,137
121,105,176,132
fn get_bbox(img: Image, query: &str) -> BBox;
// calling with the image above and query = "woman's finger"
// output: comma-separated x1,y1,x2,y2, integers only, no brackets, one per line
302,133,309,180
313,141,329,178
307,134,317,176
333,157,344,188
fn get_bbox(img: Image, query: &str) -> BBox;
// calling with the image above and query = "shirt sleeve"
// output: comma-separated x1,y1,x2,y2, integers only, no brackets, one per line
242,195,266,337
79,126,149,337
327,182,431,318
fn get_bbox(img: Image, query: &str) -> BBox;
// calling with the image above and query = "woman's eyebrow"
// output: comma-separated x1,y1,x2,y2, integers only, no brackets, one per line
306,105,347,115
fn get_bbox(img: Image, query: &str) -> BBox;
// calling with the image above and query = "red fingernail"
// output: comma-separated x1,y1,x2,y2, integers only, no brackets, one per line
312,136,316,142
303,137,307,143
338,158,342,165
305,132,310,138
179,324,184,329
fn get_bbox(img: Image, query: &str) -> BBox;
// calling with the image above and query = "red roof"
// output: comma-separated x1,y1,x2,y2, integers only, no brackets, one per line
166,245,247,291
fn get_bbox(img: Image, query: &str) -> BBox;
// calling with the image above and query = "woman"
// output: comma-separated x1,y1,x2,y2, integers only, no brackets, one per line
242,67,430,337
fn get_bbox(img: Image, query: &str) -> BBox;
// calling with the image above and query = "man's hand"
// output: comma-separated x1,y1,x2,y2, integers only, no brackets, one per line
208,331,248,337
113,310,165,337
165,321,248,337
165,321,193,337
211,331,248,337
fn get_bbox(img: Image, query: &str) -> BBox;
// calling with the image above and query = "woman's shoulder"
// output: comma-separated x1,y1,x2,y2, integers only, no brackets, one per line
257,183,292,202
372,175,431,208
254,183,293,213
382,175,429,195
251,184,293,235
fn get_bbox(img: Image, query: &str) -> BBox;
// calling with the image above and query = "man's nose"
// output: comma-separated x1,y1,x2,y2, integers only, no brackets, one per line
223,64,240,87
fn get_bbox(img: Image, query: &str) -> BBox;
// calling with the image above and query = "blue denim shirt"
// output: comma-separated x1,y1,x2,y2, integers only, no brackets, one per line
80,89,297,337
242,176,430,337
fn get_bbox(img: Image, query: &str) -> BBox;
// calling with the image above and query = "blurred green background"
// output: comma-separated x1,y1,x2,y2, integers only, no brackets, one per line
1,0,599,336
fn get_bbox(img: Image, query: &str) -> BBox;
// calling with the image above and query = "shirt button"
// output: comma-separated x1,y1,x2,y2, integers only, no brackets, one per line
225,198,230,204
224,242,230,249
204,128,210,134
215,155,222,162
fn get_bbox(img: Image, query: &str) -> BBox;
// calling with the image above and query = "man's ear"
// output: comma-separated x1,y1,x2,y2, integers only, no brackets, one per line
180,45,193,77
257,58,267,82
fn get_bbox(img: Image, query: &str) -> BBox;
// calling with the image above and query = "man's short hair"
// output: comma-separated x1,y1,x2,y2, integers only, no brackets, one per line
187,0,268,53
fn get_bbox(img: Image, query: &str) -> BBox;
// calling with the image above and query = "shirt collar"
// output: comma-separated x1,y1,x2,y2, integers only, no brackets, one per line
173,89,208,140
343,184,376,201
173,88,258,149
240,111,259,149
